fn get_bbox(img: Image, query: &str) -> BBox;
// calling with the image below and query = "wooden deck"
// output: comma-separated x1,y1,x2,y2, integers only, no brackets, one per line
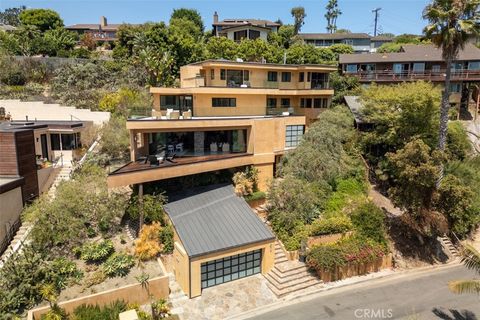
111,153,252,175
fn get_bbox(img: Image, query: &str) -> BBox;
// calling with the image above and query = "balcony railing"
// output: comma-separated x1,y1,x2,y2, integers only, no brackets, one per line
348,69,480,82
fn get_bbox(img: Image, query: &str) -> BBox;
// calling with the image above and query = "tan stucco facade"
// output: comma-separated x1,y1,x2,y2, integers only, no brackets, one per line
108,116,305,189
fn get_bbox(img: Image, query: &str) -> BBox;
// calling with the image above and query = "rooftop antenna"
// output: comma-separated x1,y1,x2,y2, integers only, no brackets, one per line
372,8,381,36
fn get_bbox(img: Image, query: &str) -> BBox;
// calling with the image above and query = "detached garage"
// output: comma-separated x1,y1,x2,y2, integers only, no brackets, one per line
164,184,275,298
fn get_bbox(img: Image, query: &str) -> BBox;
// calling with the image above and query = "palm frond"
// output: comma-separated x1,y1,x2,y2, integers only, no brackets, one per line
448,280,480,294
460,244,480,275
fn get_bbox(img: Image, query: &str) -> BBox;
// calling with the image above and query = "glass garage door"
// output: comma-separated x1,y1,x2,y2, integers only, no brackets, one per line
201,249,262,289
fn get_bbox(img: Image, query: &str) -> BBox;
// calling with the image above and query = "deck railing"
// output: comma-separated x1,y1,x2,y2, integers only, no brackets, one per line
347,69,480,82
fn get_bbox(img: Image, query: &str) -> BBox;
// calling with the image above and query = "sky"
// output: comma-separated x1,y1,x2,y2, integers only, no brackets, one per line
1,0,432,35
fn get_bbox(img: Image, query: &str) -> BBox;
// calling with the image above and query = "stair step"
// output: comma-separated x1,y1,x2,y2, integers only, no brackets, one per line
275,257,288,264
265,270,317,288
267,278,321,297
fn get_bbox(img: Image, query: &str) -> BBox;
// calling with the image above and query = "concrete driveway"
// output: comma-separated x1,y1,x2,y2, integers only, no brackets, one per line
176,274,277,320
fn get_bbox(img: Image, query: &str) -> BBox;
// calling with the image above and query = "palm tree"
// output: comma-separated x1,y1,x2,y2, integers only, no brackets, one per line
423,0,480,154
449,244,480,294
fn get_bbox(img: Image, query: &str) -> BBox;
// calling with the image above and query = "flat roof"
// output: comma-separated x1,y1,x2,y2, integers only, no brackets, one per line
164,184,275,258
339,44,480,64
127,114,298,121
344,96,366,124
0,176,24,194
214,19,280,27
186,59,337,70
299,32,371,40
0,120,84,132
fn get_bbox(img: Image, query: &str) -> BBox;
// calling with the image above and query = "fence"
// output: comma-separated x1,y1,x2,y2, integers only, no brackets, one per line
27,275,170,320
312,253,393,283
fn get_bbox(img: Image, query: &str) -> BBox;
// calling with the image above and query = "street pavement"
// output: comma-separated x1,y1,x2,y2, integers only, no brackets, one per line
247,265,480,320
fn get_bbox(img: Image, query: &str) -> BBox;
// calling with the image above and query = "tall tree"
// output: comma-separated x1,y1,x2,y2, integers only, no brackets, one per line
19,8,63,32
325,0,342,33
291,7,306,35
0,6,26,26
423,0,480,155
170,8,204,32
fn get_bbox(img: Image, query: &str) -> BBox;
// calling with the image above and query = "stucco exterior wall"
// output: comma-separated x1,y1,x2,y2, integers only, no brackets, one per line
0,186,23,246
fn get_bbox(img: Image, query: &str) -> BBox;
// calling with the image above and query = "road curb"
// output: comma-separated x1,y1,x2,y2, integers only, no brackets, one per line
227,259,461,320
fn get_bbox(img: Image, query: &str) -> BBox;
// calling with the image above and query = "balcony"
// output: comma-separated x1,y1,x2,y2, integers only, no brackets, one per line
348,69,480,82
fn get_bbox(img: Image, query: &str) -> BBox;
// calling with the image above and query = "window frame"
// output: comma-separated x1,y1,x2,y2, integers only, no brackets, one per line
212,97,237,107
280,98,291,108
267,98,277,108
281,72,292,82
285,125,305,148
267,71,278,82
220,69,226,80
211,69,215,80
299,72,304,82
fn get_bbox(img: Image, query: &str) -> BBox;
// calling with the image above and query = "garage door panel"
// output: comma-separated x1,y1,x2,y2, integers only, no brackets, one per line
201,249,262,289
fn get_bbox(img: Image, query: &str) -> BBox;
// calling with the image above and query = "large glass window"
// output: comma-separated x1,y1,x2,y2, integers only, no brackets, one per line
281,72,292,82
249,30,261,40
267,71,278,82
468,62,480,70
281,98,290,108
220,69,226,80
212,98,236,107
286,125,305,148
201,249,262,289
346,64,358,73
234,30,248,41
267,98,277,108
413,63,425,73
61,134,75,150
299,72,305,82
160,95,193,112
50,134,60,151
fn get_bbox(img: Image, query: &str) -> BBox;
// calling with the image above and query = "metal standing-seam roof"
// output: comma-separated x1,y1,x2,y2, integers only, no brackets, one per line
164,184,275,258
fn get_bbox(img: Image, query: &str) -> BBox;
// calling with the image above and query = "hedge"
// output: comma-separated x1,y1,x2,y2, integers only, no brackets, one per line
309,216,353,236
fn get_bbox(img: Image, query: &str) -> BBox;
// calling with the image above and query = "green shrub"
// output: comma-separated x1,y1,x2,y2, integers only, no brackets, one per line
78,240,114,263
41,304,68,320
72,300,127,320
102,253,135,277
244,191,266,202
446,121,471,161
160,224,174,254
324,178,366,215
309,216,353,236
350,202,387,245
307,244,345,272
1,69,26,85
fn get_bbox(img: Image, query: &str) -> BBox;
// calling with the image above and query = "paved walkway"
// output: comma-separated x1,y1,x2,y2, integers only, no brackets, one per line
175,275,277,320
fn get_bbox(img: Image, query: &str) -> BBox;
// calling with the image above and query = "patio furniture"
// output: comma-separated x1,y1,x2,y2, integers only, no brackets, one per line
170,111,180,119
166,152,176,163
152,110,163,119
167,145,175,153
222,143,230,152
210,142,218,152
147,155,159,166
182,110,192,119
175,143,184,152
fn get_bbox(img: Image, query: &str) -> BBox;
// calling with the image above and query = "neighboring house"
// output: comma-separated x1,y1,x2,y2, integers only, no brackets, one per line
339,44,480,107
212,12,280,41
0,23,16,32
299,33,393,53
66,16,127,42
0,120,88,254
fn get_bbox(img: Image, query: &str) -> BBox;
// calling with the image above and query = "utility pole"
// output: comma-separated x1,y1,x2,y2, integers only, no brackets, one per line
372,7,381,36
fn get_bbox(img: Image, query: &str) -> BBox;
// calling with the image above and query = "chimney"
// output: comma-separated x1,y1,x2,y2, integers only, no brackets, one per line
100,16,107,27
213,11,219,24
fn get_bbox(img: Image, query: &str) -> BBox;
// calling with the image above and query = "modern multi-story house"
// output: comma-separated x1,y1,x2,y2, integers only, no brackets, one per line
0,119,88,254
106,60,335,296
299,33,393,53
66,16,127,42
212,12,280,41
339,44,480,107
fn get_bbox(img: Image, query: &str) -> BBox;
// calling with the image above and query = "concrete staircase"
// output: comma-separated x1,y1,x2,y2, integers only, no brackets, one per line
168,273,188,316
0,223,32,267
265,242,322,297
440,235,461,259
47,166,72,198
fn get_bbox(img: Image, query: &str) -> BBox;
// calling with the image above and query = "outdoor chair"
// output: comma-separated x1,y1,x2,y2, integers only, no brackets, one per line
210,142,218,152
147,155,159,166
170,111,180,119
222,143,230,152
175,143,184,152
